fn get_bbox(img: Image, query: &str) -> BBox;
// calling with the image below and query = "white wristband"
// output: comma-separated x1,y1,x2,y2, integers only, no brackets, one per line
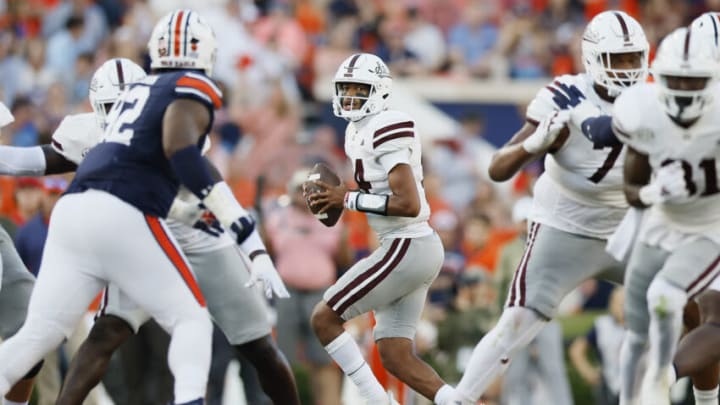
344,191,359,210
202,181,248,227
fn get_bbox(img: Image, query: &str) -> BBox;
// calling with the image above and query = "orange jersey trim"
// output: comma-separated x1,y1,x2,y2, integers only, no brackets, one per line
145,215,206,307
176,76,222,109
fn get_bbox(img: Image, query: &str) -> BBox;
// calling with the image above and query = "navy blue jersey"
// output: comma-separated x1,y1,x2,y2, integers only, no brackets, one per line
67,70,222,217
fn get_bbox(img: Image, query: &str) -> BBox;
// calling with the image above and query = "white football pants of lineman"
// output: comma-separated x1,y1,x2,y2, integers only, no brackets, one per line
0,190,212,403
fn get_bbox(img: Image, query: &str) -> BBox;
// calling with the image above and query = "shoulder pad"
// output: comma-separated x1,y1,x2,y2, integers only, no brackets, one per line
51,113,99,165
612,83,656,152
369,110,416,151
173,71,223,110
526,74,585,123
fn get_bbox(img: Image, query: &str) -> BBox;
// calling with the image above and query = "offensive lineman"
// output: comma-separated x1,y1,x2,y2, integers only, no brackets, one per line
444,11,649,404
306,53,456,405
0,10,284,405
0,55,299,404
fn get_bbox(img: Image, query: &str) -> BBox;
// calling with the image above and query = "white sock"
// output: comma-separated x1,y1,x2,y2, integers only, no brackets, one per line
619,330,646,405
455,307,544,401
4,401,29,405
168,316,212,403
434,384,455,405
325,332,386,403
693,386,719,405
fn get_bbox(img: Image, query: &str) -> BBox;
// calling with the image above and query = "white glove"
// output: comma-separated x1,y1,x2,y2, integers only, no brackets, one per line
639,161,691,205
167,197,204,226
568,99,602,130
523,110,570,154
245,254,290,299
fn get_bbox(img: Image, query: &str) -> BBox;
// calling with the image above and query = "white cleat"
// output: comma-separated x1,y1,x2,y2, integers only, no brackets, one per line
639,366,671,405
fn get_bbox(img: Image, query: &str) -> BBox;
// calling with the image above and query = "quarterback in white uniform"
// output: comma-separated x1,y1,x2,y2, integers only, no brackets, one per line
306,53,456,405
446,11,650,405
0,56,299,405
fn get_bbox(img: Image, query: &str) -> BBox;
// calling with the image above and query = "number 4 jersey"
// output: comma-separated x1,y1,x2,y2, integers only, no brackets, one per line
526,73,628,239
66,70,222,218
344,109,432,240
613,82,720,250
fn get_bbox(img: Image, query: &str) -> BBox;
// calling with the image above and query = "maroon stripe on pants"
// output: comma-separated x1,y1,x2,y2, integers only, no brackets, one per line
335,238,412,315
687,254,720,298
509,223,540,308
327,238,401,308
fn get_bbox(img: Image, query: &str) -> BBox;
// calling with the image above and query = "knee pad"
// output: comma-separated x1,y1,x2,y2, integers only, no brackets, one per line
21,360,43,380
647,278,688,320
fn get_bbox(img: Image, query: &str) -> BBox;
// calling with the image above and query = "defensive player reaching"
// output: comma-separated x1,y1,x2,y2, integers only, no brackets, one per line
306,53,456,405
0,104,44,405
444,11,649,404
0,54,298,404
0,10,284,405
570,26,720,405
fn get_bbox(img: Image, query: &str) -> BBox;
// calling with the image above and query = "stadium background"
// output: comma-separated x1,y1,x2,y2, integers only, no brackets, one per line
0,0,714,404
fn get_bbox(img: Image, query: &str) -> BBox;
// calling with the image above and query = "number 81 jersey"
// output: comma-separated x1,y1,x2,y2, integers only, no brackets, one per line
526,73,628,239
66,71,222,218
344,109,433,240
614,83,720,247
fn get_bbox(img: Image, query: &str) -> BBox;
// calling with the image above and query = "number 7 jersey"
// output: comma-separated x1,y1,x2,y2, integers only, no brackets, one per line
525,73,628,239
66,70,222,218
344,109,433,240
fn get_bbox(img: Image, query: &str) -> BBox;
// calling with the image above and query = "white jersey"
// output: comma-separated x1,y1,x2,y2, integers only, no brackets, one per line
614,83,720,250
51,113,231,254
344,109,433,240
526,73,628,239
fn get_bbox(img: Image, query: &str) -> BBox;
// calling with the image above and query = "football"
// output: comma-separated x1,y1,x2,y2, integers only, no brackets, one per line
304,163,344,227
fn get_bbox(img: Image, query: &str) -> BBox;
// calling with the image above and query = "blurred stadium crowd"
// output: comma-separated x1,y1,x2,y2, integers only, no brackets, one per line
0,0,717,404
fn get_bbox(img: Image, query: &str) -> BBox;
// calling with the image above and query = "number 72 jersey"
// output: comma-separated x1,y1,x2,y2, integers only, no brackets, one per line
66,71,222,218
614,83,720,242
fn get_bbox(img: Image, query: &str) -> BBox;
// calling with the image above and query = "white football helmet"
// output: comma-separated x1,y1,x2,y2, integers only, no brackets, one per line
89,58,147,129
332,53,392,121
148,9,217,76
691,12,720,49
581,10,649,97
652,27,720,122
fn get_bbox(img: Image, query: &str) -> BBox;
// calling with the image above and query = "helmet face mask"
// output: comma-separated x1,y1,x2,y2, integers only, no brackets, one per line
335,82,372,114
652,27,720,123
598,51,646,89
88,58,147,129
332,53,392,121
582,11,649,97
147,10,217,77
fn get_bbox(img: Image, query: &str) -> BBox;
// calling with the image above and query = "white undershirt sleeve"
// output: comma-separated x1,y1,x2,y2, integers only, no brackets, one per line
0,145,47,176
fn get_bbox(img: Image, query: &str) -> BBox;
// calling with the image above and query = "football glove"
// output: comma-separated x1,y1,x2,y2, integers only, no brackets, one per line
523,109,570,154
639,161,691,205
244,253,290,299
